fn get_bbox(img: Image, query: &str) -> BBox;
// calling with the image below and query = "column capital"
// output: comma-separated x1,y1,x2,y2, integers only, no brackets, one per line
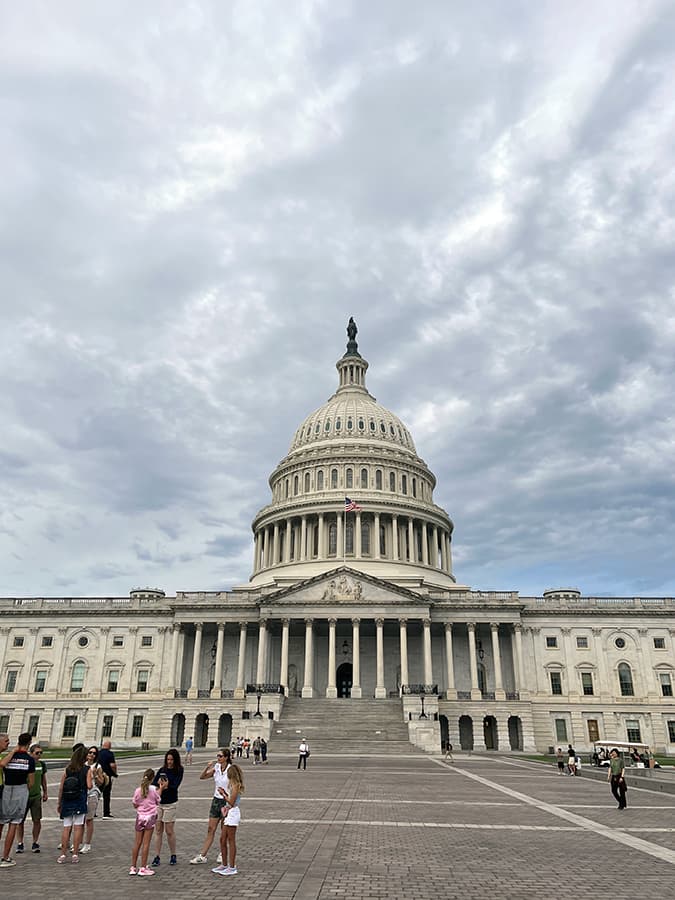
398,617,408,627
259,618,268,629
304,617,314,627
422,617,431,628
561,626,571,635
281,618,290,627
328,618,337,627
351,617,360,626
490,622,500,632
239,621,248,630
592,627,603,637
467,621,476,632
29,626,39,635
194,622,203,631
216,621,225,630
444,622,453,633
375,617,384,627
172,623,182,633
513,623,522,633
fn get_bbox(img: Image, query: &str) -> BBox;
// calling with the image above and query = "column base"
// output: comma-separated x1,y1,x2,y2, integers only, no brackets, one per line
187,688,198,700
233,688,246,700
495,690,506,701
445,689,457,700
351,686,362,699
375,686,387,699
301,686,314,698
325,686,337,698
470,689,482,701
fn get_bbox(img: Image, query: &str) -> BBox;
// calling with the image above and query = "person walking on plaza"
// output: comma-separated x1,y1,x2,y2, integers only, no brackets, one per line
97,740,118,817
608,748,628,810
567,744,577,776
212,763,244,876
556,748,565,775
81,746,107,853
130,768,163,875
260,737,268,764
0,732,35,868
444,741,454,762
151,748,184,867
16,743,48,854
56,744,92,864
252,737,261,765
297,739,310,770
185,736,194,765
190,748,231,865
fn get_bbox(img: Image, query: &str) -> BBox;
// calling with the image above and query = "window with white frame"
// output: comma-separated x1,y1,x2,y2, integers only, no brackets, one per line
654,637,666,650
5,670,18,692
112,636,124,648
581,672,594,695
659,673,673,697
550,671,563,695
70,661,86,693
141,635,153,648
618,663,634,697
101,715,113,738
107,670,120,693
131,715,143,738
136,670,149,692
13,636,24,648
626,719,641,742
576,636,589,649
34,670,48,693
668,721,675,743
554,718,568,741
0,714,9,733
63,715,78,738
41,636,53,648
546,636,558,648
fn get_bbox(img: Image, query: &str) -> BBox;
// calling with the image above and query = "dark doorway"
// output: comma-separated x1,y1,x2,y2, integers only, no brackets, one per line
484,715,498,750
170,713,185,748
439,714,449,752
508,716,523,750
336,662,353,698
195,713,209,747
218,713,233,749
459,715,473,750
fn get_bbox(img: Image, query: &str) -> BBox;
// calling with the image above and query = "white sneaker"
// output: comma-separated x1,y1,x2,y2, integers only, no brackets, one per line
189,854,207,864
224,866,237,875
80,844,91,854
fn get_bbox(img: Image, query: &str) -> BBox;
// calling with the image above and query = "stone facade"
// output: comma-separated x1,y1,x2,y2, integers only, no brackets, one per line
1,327,675,753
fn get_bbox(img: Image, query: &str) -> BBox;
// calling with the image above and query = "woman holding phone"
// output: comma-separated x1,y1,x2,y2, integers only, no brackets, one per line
151,749,184,867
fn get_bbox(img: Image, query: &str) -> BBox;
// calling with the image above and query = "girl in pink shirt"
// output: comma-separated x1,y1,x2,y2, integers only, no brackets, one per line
130,768,163,876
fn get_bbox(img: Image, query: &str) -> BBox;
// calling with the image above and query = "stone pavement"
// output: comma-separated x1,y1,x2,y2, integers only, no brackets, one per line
1,750,674,899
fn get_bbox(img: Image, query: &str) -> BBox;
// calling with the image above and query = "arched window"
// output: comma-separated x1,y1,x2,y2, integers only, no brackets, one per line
331,468,338,489
304,472,310,492
71,660,86,693
401,474,407,495
285,479,289,499
317,471,324,491
328,524,337,556
335,417,342,431
412,478,417,498
389,472,396,492
361,522,370,555
293,475,299,496
360,468,368,489
618,663,634,696
346,468,353,489
345,523,354,554
375,470,382,490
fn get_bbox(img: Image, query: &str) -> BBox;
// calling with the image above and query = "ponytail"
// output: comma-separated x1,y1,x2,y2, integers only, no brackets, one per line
140,768,154,798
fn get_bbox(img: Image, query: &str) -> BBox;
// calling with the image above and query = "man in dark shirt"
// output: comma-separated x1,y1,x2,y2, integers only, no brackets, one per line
0,732,35,867
97,740,118,818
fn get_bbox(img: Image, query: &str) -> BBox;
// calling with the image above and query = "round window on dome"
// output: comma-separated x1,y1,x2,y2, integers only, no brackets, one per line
78,635,89,648
615,637,626,649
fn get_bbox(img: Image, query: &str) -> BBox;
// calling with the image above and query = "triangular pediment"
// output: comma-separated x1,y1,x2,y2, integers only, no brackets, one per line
261,566,428,608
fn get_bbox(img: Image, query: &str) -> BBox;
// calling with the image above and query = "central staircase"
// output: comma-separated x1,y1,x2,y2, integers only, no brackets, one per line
270,697,421,755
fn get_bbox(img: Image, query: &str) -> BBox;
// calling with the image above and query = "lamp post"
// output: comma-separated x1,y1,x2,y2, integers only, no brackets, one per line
254,685,263,718
419,691,428,719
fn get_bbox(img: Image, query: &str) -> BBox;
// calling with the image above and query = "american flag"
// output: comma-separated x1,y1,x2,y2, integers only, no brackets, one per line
345,497,362,512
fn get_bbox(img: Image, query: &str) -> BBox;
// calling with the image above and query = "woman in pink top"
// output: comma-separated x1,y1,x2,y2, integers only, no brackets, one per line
130,768,164,876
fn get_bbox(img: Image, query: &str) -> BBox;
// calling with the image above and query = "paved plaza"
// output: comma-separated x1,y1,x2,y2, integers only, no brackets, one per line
1,751,674,899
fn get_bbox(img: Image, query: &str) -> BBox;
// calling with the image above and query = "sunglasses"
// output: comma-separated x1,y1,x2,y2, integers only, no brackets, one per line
217,753,225,758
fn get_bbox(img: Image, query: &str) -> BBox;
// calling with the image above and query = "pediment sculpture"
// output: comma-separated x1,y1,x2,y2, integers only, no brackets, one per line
321,575,363,602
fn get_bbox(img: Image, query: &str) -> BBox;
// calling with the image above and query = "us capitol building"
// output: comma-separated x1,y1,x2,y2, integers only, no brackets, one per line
1,320,674,755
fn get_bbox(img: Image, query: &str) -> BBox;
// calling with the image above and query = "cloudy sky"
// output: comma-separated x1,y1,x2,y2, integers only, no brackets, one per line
2,0,674,599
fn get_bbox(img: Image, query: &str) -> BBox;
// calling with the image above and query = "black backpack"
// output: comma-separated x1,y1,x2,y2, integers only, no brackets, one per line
62,769,84,802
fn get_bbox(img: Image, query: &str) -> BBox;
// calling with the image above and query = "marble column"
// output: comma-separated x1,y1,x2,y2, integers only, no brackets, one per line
351,618,362,698
300,517,307,561
422,522,429,565
302,618,314,698
212,622,225,698
272,524,280,565
255,619,268,684
285,520,292,563
491,622,505,699
399,618,409,690
373,513,381,559
440,533,448,571
169,624,181,693
468,623,481,699
444,623,456,699
422,618,433,685
355,512,362,557
188,622,203,698
408,518,415,562
234,622,247,699
391,515,399,560
446,534,453,572
375,618,386,698
513,623,527,699
326,618,337,698
280,619,290,695
432,526,438,568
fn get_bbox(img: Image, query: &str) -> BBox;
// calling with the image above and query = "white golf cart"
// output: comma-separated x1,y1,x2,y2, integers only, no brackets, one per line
591,740,658,768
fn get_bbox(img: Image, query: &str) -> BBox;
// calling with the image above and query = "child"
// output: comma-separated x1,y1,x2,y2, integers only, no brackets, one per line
212,764,244,877
130,769,163,876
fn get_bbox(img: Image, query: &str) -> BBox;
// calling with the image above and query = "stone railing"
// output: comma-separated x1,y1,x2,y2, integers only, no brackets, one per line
528,596,675,608
402,684,438,695
505,691,520,700
174,689,188,698
245,683,284,694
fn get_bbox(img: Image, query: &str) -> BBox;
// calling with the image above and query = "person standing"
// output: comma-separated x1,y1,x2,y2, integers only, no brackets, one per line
556,748,565,775
260,737,268,764
189,748,231,864
0,732,35,868
56,744,92,864
608,748,627,810
297,739,310,770
567,744,577,776
151,749,184,867
252,737,261,765
212,763,244,877
98,740,118,818
16,743,48,853
130,768,163,876
0,733,10,855
185,737,194,765
81,746,107,853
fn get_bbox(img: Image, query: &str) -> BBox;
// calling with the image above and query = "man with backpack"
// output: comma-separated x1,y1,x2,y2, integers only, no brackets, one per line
0,732,35,868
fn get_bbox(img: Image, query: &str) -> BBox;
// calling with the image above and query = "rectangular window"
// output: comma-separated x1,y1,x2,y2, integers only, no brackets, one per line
576,636,589,649
5,670,18,692
136,670,149,693
62,715,78,738
107,670,120,693
41,636,53,648
654,637,666,650
112,636,124,647
141,635,153,648
131,715,143,738
101,715,113,738
550,671,563,695
581,672,594,695
626,719,641,743
554,718,568,741
660,673,673,697
27,714,39,737
13,636,24,648
668,721,675,743
587,719,599,743
34,670,47,693
546,636,557,648
0,714,9,733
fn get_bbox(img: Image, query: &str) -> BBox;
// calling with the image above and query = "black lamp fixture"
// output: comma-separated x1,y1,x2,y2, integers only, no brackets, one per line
254,685,263,718
477,640,485,661
342,640,349,657
210,640,218,660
